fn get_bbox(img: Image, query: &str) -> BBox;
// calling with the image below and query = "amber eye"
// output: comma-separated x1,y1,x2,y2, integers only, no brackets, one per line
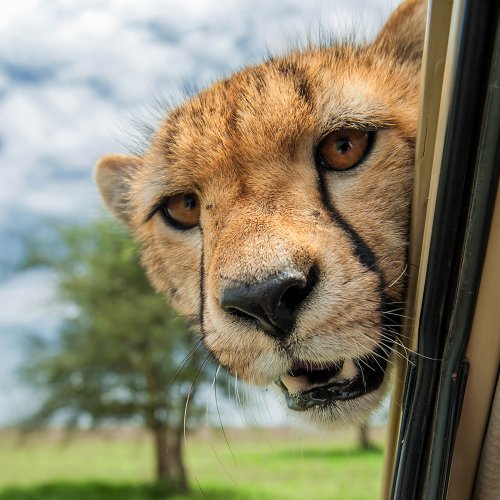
318,129,371,171
161,193,200,229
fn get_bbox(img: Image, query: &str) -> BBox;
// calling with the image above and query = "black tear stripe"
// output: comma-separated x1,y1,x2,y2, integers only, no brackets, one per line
198,228,206,337
316,168,380,276
315,168,402,351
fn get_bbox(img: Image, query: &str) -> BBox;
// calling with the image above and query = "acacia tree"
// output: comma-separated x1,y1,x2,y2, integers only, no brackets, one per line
19,218,212,491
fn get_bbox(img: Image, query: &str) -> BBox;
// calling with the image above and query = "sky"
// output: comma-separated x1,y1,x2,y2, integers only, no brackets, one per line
0,0,396,427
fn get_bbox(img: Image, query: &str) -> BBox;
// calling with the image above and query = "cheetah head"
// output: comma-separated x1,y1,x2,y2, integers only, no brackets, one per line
95,0,425,425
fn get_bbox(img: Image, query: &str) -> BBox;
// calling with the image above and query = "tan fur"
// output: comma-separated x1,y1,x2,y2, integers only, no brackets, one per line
96,0,426,424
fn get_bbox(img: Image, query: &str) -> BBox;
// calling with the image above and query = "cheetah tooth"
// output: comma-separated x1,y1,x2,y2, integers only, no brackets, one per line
280,375,309,393
339,359,359,380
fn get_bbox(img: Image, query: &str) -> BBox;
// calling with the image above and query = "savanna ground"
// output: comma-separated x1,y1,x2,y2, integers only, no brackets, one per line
0,426,385,499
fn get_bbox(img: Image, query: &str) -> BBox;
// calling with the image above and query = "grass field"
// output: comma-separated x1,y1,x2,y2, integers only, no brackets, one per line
0,427,385,499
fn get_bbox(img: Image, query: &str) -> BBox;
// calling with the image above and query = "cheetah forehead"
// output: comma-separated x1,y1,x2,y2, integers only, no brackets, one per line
142,47,417,193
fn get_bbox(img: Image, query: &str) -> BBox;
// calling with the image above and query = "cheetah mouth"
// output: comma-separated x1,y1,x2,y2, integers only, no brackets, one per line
276,343,390,411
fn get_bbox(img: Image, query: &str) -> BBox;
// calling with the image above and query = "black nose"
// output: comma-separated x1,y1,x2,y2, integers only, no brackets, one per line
219,267,319,339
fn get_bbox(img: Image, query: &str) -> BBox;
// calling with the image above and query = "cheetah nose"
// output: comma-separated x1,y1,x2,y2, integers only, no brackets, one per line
219,267,319,339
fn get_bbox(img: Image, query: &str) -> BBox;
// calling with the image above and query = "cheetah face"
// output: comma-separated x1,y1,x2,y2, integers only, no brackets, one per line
96,0,424,425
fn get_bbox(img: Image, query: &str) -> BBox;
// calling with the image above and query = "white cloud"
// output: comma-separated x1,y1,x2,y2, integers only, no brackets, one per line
0,269,58,328
0,0,393,216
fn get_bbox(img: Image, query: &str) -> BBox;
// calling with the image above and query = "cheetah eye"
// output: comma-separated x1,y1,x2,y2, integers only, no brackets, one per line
318,129,372,171
160,193,200,229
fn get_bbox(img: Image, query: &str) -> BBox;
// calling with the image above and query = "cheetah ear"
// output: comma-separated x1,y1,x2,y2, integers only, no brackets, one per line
372,0,427,65
94,154,141,226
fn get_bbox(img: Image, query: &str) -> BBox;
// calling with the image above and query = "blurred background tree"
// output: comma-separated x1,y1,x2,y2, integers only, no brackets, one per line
18,218,214,493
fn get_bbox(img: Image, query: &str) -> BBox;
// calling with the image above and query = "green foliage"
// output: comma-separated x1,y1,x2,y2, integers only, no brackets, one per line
19,218,208,430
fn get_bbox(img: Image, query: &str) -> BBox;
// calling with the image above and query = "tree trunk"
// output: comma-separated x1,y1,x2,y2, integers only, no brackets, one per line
153,425,172,482
171,424,189,492
359,422,371,449
151,424,189,492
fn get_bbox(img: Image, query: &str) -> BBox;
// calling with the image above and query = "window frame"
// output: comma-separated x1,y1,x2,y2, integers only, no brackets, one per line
384,1,500,498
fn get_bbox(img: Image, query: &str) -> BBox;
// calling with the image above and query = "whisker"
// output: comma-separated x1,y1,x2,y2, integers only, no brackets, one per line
165,337,205,392
214,365,237,465
193,476,208,500
352,332,397,366
183,352,211,450
209,441,238,486
205,364,218,426
181,352,212,498
380,327,413,341
383,271,409,293
234,374,243,409
366,348,389,372
356,356,368,389
387,334,442,362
